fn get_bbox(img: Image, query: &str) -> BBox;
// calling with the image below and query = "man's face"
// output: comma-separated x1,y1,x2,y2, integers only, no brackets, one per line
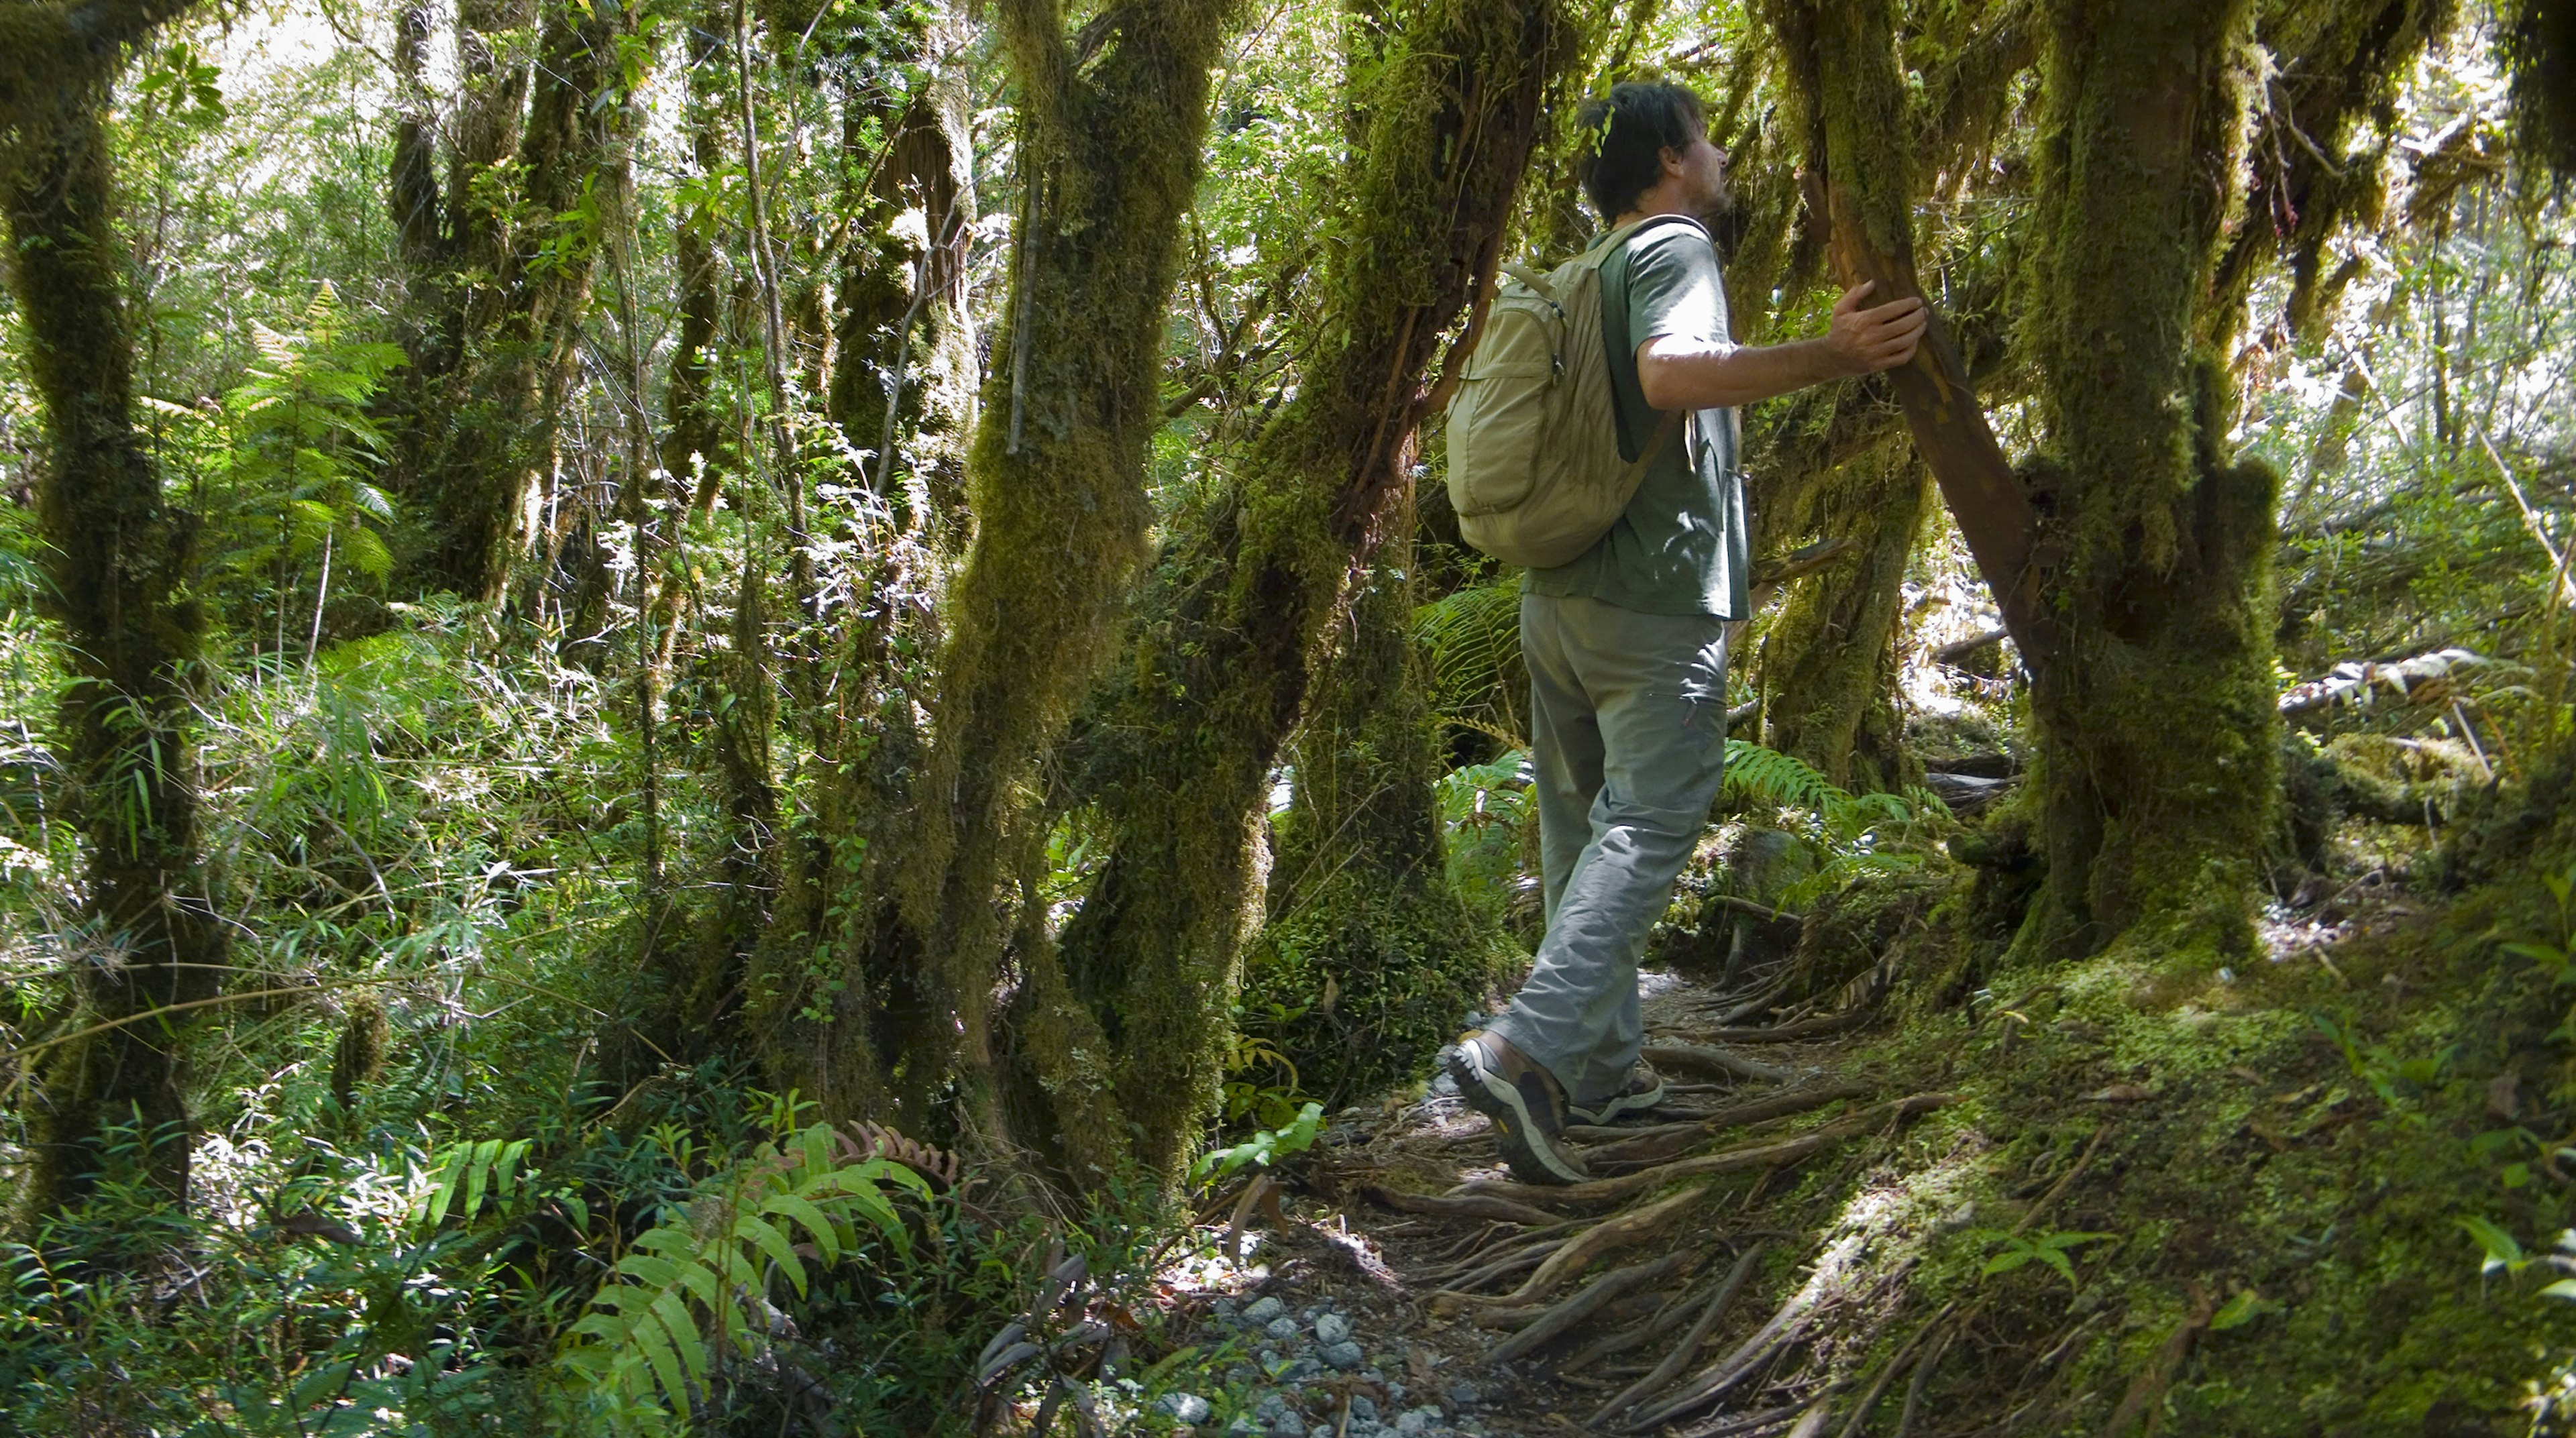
1668,123,1730,218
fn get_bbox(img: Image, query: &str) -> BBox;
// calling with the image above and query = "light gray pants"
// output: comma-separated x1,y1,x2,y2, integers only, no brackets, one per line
1487,592,1729,1108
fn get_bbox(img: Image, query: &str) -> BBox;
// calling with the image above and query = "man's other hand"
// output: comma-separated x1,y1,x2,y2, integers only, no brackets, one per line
1823,282,1929,375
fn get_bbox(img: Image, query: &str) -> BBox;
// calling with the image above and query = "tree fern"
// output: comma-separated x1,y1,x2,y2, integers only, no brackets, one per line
553,1123,929,1431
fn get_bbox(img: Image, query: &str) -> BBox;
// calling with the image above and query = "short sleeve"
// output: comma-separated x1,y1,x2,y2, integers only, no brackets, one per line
1627,227,1735,355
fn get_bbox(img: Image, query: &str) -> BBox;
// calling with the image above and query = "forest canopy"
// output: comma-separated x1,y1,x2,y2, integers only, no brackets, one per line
1,0,2573,1429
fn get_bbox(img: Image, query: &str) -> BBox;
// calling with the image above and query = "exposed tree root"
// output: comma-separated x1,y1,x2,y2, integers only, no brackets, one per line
1464,1184,1712,1309
1359,1184,1560,1226
1621,1229,1886,1431
1580,1082,1874,1168
1456,1095,1955,1207
1589,1239,1771,1425
1825,1304,1954,1438
1699,1007,1882,1044
1486,1250,1688,1366
2093,1284,2216,1438
1644,1041,1799,1084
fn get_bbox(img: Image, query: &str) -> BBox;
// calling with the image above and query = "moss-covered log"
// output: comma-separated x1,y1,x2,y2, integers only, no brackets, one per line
0,0,224,1223
1047,0,1574,1182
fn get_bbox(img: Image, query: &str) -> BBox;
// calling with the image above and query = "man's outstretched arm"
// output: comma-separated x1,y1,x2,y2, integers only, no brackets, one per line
1638,281,1928,411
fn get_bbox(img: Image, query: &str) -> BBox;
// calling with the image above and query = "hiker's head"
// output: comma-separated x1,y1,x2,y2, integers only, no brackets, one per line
1576,82,1727,223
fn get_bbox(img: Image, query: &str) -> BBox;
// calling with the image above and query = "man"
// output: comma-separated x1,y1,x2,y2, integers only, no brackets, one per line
1444,82,1927,1184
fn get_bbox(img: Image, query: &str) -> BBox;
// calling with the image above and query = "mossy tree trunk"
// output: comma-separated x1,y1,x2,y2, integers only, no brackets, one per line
1782,0,2279,965
1762,445,1929,792
0,0,223,1223
737,0,1238,1164
393,0,639,600
1046,0,1574,1182
1253,536,1496,1108
824,0,979,539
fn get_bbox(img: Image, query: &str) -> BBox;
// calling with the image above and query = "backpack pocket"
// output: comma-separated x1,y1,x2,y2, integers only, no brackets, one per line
1445,293,1561,518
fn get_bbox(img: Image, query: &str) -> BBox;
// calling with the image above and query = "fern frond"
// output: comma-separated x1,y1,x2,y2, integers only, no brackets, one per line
553,1123,929,1428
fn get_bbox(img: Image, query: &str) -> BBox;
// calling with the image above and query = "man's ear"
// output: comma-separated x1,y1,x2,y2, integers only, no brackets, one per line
1660,145,1688,178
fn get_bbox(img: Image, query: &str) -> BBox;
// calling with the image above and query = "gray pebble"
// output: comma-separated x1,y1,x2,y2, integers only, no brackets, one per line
1266,1316,1302,1342
1446,1381,1480,1406
1348,1394,1378,1421
1397,1406,1444,1435
1313,1312,1352,1345
1279,1356,1323,1381
1211,1296,1238,1320
1385,1381,1406,1404
1242,1296,1285,1324
1161,1392,1212,1423
1320,1340,1366,1371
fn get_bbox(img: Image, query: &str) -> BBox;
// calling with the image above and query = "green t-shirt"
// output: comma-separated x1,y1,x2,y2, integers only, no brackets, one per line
1525,217,1750,619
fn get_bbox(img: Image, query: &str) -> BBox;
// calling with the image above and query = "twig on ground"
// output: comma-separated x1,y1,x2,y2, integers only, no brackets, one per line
1589,1239,1770,1426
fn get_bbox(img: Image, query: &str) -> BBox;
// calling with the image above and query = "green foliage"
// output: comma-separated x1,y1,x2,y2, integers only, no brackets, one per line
1434,749,1532,923
1971,1227,2116,1288
1191,1101,1324,1186
1721,739,1947,907
555,1121,927,1430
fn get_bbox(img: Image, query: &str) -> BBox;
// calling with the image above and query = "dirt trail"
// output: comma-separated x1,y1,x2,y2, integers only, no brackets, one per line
1174,963,1946,1438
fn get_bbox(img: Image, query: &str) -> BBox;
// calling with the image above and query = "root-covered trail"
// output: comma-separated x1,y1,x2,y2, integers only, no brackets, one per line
1179,964,1956,1438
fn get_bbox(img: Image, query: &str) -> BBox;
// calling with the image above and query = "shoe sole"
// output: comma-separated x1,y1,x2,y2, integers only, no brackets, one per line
1445,1043,1589,1186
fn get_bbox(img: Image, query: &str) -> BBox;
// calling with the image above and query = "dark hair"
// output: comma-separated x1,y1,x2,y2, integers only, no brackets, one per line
1576,82,1707,221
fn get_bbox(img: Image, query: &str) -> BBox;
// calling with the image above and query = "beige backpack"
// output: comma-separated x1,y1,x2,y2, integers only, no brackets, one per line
1444,215,1696,568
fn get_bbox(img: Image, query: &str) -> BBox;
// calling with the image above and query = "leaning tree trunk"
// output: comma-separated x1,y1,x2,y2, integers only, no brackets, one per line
1045,0,1574,1183
0,0,223,1224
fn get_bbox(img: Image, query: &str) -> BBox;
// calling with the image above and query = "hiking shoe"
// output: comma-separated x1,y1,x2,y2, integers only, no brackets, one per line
1566,1060,1669,1126
1444,1031,1590,1186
